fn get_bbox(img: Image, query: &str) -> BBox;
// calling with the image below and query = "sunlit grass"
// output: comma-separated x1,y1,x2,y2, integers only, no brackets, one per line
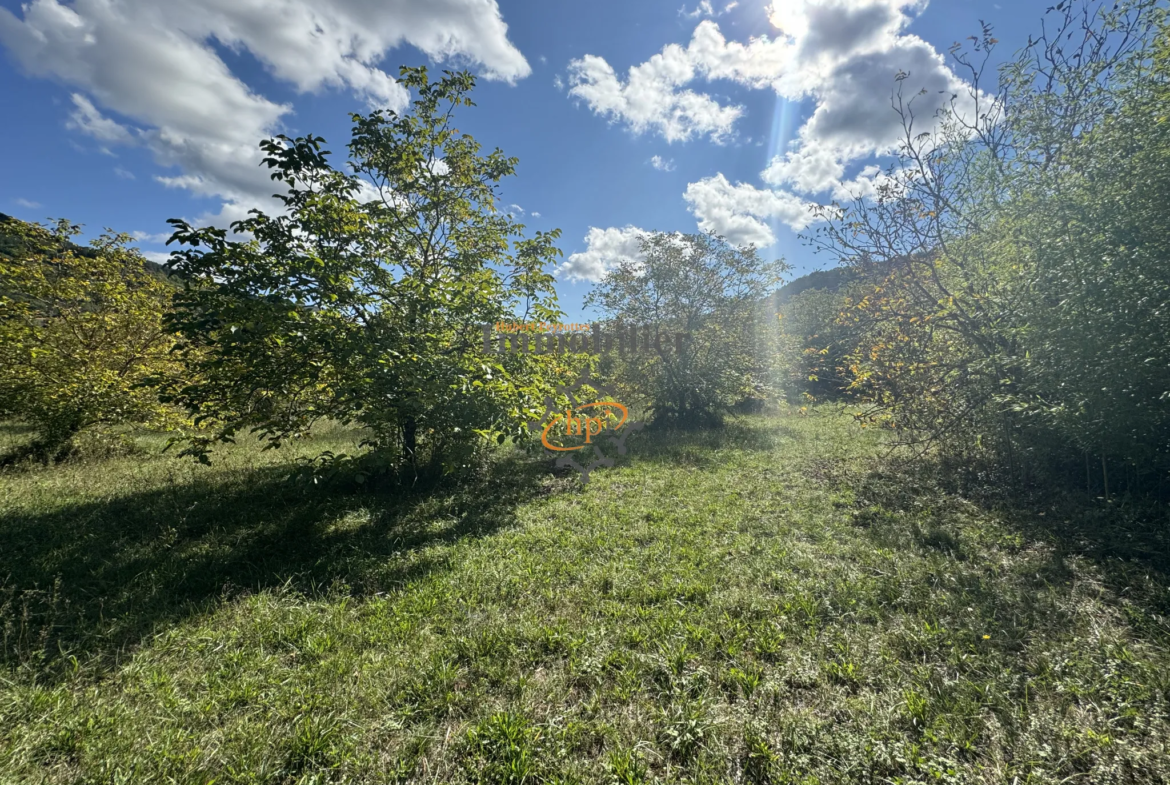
1,410,1167,783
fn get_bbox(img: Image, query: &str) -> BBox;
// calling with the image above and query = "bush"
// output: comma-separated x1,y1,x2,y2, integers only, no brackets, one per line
160,67,565,472
587,231,787,429
0,216,184,462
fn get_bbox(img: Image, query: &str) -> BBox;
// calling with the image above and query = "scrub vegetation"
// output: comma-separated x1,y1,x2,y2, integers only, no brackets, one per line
1,0,1169,781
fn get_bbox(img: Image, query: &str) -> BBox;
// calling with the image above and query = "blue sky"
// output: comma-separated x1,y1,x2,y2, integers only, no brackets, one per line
0,0,1054,322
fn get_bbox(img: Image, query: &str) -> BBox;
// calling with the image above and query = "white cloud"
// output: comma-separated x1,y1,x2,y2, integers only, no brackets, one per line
141,250,172,264
14,198,42,208
566,50,742,144
559,226,650,283
594,0,971,161
0,0,530,224
553,74,564,91
113,166,136,180
680,0,715,19
132,230,171,243
507,203,525,215
830,163,905,202
573,0,981,241
683,173,818,247
681,0,738,18
531,211,541,218
66,93,137,145
761,135,844,193
649,155,676,172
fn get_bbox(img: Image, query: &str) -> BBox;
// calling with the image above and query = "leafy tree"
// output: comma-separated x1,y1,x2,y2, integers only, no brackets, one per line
0,216,184,460
805,0,1170,487
161,67,564,470
1009,7,1170,478
586,231,787,428
776,283,859,404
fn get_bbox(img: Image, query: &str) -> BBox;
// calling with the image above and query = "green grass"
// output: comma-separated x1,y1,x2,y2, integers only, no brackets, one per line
1,411,1168,784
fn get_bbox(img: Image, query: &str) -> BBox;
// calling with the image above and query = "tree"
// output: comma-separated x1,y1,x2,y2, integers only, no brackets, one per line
585,232,787,428
804,0,1170,487
160,67,564,470
776,282,859,403
0,215,184,461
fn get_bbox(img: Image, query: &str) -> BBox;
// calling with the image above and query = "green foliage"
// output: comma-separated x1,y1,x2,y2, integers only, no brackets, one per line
586,231,787,428
1009,14,1170,472
0,216,184,460
161,66,564,471
776,281,859,403
803,0,1170,487
463,712,544,784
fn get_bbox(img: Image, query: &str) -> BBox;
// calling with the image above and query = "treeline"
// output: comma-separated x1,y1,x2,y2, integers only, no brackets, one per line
779,0,1170,494
0,68,775,475
4,0,1166,497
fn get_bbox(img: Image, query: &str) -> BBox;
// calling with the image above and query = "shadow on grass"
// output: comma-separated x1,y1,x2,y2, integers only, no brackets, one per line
0,451,560,678
849,457,1170,645
619,416,797,471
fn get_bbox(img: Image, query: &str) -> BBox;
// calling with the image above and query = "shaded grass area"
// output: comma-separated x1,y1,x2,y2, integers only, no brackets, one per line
1,411,1168,784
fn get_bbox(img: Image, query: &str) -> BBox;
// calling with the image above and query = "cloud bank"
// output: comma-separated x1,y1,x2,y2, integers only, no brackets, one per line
0,0,530,225
568,0,978,246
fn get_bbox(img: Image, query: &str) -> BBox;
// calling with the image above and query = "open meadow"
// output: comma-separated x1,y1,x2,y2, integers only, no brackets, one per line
2,411,1168,784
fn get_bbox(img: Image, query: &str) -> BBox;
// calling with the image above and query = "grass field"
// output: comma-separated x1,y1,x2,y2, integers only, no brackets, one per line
1,411,1168,784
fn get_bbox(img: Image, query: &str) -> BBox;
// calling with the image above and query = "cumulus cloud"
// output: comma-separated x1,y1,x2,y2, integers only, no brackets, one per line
558,226,651,283
569,0,979,243
830,163,906,202
761,137,844,193
649,155,676,171
132,230,171,243
580,0,973,157
566,48,742,143
0,0,530,224
684,173,818,247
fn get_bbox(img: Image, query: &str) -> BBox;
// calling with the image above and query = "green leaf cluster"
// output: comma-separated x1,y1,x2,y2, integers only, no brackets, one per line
159,67,565,470
0,215,185,460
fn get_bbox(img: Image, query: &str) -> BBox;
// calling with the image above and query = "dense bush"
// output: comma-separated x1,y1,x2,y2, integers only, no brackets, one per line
799,0,1170,491
0,216,184,461
159,67,566,471
586,231,786,428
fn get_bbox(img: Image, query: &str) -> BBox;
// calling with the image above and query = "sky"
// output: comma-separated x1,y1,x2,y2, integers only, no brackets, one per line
0,0,1056,323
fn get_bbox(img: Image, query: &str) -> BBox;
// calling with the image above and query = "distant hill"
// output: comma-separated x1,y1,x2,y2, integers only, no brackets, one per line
0,212,177,282
773,267,858,305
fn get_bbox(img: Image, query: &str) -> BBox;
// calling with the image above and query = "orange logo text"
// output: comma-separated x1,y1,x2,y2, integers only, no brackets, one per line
541,402,628,451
